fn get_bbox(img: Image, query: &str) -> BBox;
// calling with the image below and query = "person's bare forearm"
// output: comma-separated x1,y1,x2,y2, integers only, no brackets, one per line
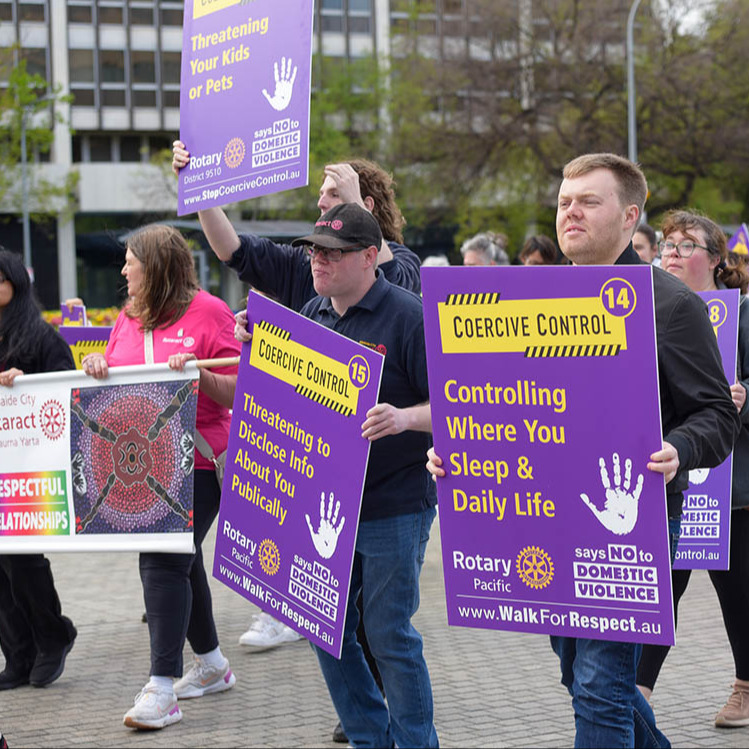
199,371,237,408
198,207,241,261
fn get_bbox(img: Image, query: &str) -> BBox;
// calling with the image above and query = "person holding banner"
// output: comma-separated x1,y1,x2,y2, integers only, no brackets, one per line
81,224,240,730
428,154,740,748
284,203,437,748
637,211,749,728
172,142,421,309
0,249,78,690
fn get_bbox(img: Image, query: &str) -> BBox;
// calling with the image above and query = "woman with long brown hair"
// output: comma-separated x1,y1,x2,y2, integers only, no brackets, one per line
83,224,240,730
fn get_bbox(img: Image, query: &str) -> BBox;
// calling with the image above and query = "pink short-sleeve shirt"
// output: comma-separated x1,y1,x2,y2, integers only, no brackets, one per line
106,290,241,470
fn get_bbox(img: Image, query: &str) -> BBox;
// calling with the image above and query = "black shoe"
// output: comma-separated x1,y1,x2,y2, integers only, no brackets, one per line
0,663,31,690
29,625,77,688
0,731,8,748
141,611,147,623
332,720,348,744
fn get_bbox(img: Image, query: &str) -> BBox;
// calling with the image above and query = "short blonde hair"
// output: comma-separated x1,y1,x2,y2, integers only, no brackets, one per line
563,153,647,215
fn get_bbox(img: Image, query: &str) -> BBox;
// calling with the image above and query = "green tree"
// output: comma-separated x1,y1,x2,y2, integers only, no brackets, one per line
0,54,78,221
386,0,749,239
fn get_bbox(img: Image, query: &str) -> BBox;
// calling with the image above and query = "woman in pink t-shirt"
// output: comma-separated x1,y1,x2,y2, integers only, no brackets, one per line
82,224,240,731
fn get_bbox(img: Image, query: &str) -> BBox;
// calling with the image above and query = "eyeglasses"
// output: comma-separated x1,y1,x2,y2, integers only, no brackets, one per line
657,239,711,259
305,244,365,262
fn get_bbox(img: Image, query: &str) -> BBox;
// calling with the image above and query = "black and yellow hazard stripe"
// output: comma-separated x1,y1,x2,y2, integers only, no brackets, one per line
444,292,501,306
257,319,291,340
295,384,353,416
524,344,622,358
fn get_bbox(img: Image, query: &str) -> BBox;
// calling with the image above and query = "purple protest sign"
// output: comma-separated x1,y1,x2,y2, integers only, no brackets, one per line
59,326,113,370
213,292,383,657
61,304,86,326
178,0,313,215
674,289,739,570
422,266,675,646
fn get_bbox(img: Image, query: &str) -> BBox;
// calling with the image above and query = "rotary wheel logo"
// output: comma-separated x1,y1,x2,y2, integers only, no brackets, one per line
38,399,66,441
224,137,246,169
516,545,554,590
258,538,280,575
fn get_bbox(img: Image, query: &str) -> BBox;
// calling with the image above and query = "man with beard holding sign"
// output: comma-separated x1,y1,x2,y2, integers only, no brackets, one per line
428,153,739,747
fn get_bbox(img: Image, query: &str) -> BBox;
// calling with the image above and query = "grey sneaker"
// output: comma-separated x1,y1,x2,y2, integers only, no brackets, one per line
716,682,749,727
123,685,182,730
173,656,235,699
238,612,303,652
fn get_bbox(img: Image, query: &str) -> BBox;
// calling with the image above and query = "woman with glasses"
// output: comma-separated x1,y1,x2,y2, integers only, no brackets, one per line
0,249,78,690
82,225,240,730
637,210,749,728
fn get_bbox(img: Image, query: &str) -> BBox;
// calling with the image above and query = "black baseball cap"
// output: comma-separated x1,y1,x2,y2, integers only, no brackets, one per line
291,203,383,252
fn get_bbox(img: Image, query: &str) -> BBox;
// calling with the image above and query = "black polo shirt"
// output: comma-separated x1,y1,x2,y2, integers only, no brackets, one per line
300,272,437,522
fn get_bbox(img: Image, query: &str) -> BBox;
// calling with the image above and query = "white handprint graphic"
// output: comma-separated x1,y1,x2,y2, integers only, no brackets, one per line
262,57,297,112
580,453,644,535
306,491,346,559
689,467,710,485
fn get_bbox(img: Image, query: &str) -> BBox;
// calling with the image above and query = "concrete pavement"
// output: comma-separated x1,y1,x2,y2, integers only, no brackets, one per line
1,517,747,748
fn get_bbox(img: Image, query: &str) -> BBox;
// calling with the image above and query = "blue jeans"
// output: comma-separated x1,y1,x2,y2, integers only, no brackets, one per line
549,516,681,748
313,507,438,749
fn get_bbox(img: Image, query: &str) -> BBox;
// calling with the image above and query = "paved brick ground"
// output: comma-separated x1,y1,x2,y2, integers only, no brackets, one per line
1,518,748,748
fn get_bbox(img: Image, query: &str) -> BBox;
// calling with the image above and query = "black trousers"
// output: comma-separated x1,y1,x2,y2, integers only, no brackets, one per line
638,509,749,688
140,469,221,677
0,553,74,672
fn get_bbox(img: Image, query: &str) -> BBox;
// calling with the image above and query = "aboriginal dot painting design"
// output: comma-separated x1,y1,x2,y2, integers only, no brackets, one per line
69,380,199,535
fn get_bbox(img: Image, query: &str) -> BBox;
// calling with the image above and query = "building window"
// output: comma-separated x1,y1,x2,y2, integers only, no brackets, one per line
21,47,47,78
89,135,113,162
72,135,82,162
161,52,181,84
71,88,95,106
132,89,156,106
131,51,155,83
101,88,126,106
160,2,182,26
67,3,92,23
100,50,125,83
321,15,343,32
162,89,180,107
18,2,45,22
0,3,12,22
69,49,95,83
120,135,143,162
99,6,124,24
130,7,154,25
349,16,370,34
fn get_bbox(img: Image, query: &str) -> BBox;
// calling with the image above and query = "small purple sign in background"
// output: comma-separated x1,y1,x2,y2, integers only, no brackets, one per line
59,326,113,370
213,292,383,657
178,0,313,215
674,288,739,570
422,266,675,646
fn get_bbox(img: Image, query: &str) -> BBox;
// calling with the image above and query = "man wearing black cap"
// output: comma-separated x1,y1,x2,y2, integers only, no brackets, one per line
292,203,438,749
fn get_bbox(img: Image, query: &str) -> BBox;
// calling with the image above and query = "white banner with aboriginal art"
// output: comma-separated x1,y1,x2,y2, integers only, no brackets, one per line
0,364,198,552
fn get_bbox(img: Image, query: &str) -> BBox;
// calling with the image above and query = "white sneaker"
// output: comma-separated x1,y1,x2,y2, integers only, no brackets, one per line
123,685,182,730
238,611,304,652
173,656,236,699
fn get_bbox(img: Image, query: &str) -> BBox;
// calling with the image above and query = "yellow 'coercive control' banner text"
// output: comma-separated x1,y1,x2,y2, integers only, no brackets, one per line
438,296,628,355
250,321,361,416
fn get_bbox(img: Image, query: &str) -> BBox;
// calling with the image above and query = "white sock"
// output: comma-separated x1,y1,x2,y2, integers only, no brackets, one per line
196,646,225,669
147,675,174,692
